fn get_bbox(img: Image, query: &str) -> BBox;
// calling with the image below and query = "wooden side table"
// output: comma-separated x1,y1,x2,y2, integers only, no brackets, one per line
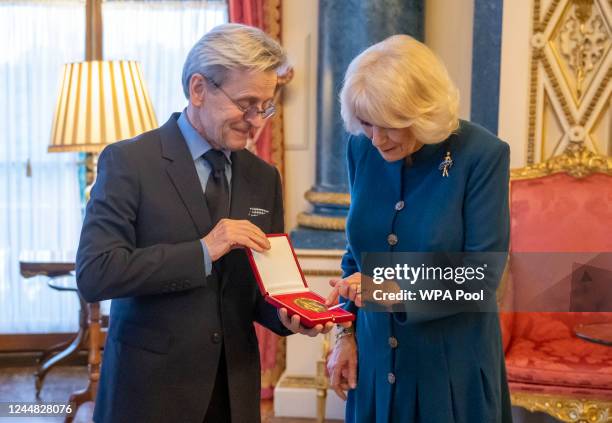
37,275,89,398
19,256,106,423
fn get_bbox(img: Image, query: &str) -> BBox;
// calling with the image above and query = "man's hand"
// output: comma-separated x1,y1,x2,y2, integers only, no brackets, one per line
278,308,334,337
203,219,270,261
327,334,358,400
325,272,362,307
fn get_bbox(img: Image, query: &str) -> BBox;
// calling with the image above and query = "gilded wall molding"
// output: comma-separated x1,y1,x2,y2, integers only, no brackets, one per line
512,392,612,423
278,375,319,389
297,252,345,260
511,142,612,179
553,0,608,102
540,51,575,125
304,190,351,206
297,212,346,231
302,269,343,277
527,0,611,164
580,66,612,126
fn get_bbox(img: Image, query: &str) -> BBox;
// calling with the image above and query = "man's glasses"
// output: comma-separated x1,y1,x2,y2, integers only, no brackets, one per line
207,77,276,121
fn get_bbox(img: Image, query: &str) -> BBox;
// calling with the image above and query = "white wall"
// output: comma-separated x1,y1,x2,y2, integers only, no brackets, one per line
425,0,474,120
281,0,318,232
498,0,532,167
426,0,532,168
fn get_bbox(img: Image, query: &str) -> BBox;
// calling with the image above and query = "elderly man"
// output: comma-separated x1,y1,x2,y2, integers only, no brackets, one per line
76,23,329,423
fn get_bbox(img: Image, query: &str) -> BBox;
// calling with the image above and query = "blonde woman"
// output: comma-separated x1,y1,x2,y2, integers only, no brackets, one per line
325,35,512,423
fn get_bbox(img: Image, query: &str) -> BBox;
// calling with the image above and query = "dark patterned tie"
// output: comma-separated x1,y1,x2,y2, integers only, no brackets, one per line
202,150,230,225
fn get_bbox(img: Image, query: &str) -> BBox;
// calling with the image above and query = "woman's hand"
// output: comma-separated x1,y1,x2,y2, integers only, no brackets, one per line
325,272,362,307
326,334,358,400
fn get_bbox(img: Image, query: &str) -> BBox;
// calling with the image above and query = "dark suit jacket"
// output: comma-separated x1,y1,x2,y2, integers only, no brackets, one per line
76,113,291,423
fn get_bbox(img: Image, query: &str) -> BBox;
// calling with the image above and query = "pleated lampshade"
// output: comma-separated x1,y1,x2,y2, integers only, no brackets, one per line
49,60,158,153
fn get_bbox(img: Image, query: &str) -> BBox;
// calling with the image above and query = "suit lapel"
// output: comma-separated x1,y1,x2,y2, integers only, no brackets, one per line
221,150,258,294
160,113,213,236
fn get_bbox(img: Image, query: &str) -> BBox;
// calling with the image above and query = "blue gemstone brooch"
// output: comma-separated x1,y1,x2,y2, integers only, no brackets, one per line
438,151,453,177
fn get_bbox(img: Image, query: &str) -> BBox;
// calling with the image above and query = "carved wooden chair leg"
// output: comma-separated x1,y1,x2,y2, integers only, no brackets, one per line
66,301,101,423
315,332,331,423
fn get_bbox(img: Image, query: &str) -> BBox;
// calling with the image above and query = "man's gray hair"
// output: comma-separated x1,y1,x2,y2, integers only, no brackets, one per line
181,23,288,99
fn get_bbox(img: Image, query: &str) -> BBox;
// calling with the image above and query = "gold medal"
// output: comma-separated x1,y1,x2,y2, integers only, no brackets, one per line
294,297,328,313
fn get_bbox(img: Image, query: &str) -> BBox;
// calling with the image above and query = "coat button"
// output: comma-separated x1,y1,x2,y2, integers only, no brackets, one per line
395,201,404,211
387,372,396,384
388,336,398,348
211,332,222,344
387,234,398,246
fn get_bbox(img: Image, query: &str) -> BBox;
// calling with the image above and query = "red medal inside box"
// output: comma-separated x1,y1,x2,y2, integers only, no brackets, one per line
246,233,355,328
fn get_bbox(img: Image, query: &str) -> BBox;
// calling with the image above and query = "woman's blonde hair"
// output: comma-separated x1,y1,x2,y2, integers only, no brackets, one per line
340,34,459,144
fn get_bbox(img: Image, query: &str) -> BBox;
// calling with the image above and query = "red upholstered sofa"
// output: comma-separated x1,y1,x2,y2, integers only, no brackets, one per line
500,145,612,422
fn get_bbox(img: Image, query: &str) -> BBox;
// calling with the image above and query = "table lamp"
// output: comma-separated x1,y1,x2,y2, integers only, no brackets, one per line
49,60,157,196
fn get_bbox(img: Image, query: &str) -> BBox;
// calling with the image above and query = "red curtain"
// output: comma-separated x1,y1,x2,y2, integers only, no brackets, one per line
227,0,275,165
228,0,282,399
228,0,264,27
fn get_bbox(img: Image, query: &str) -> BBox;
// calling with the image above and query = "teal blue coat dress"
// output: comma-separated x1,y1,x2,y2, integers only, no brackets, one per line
342,120,512,423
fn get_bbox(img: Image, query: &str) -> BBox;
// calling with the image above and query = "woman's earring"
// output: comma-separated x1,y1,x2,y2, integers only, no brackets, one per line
439,151,453,177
